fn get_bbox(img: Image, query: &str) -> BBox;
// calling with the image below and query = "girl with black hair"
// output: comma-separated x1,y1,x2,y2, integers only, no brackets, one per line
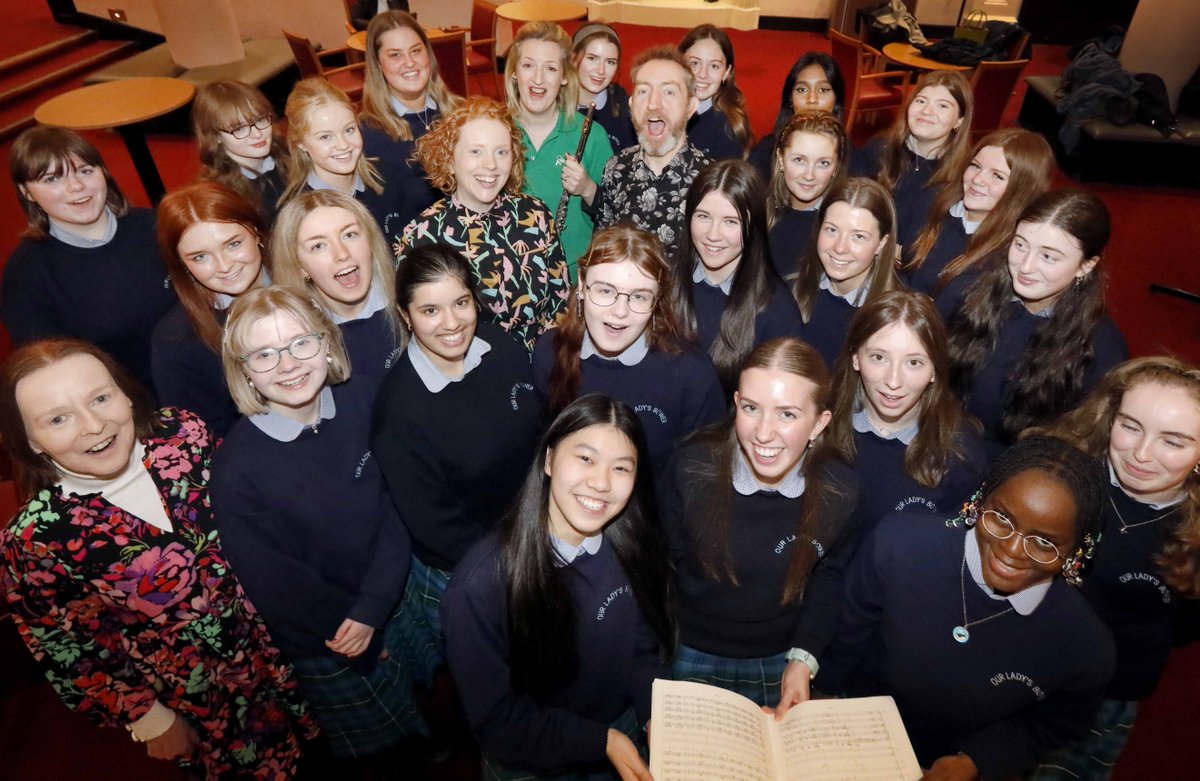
748,52,845,181
371,243,543,659
670,159,803,393
441,394,676,781
573,23,636,153
827,291,987,537
792,177,900,368
818,437,1116,781
679,25,753,160
660,337,859,712
943,189,1128,451
534,225,725,474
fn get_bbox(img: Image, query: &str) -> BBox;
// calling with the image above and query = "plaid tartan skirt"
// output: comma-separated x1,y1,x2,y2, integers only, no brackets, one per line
400,554,453,682
291,601,429,759
482,708,641,781
671,644,788,708
1026,699,1138,781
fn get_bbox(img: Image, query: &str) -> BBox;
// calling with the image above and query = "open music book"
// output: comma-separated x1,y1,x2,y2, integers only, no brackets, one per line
649,679,922,781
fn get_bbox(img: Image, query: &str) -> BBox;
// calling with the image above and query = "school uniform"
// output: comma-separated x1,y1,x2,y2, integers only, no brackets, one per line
797,277,866,369
768,206,820,281
820,515,1115,779
302,164,421,251
660,441,859,705
690,264,804,356
748,134,775,182
581,83,636,154
361,98,443,217
442,531,667,776
150,304,240,438
532,330,726,473
329,282,400,396
233,156,287,225
850,136,943,251
901,203,976,295
686,100,744,161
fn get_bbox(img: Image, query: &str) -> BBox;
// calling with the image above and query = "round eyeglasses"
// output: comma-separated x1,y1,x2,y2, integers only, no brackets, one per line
240,333,324,373
978,509,1063,565
583,283,657,314
225,114,273,140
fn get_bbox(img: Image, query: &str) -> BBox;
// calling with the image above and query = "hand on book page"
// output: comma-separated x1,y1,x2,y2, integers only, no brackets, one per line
919,753,979,781
775,660,814,721
607,728,654,781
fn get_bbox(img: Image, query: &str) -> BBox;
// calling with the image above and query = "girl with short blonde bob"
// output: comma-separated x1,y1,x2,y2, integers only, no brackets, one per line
213,285,423,761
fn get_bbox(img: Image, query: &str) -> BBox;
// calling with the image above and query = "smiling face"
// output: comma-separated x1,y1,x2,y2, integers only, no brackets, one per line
1109,381,1200,506
298,103,362,181
962,145,1010,222
296,205,374,320
734,367,831,488
975,469,1077,595
177,220,263,298
852,321,934,431
582,260,658,357
242,310,329,422
20,153,109,237
16,353,136,481
452,117,513,212
683,37,730,102
545,423,638,547
1007,219,1098,314
630,58,697,159
791,62,837,115
218,114,274,167
575,38,619,99
817,200,888,296
377,26,432,108
402,275,478,374
778,131,837,209
906,85,962,155
690,190,744,286
514,39,564,118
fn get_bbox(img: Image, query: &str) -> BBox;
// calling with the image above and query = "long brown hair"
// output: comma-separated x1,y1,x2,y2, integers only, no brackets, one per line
191,80,292,209
547,225,685,414
874,70,973,194
905,128,1054,288
0,340,158,502
827,290,969,487
678,24,753,154
157,182,270,352
1032,357,1200,597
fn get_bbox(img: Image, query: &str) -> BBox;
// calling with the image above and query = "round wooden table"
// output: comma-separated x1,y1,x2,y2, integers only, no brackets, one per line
35,77,195,203
882,43,972,72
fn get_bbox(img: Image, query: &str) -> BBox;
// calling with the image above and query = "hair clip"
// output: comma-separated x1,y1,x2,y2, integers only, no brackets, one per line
948,488,983,528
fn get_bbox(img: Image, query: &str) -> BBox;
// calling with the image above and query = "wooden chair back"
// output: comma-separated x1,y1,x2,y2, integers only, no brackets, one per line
969,59,1031,141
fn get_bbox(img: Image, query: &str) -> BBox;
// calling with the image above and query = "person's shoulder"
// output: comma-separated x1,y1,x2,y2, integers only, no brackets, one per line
1089,314,1128,355
817,455,860,494
481,320,535,362
507,190,554,216
120,207,157,230
449,531,505,591
874,509,960,547
5,488,67,543
151,303,196,341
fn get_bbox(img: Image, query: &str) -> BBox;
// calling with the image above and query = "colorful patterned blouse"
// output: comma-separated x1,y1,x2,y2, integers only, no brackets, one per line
398,192,570,353
0,408,315,779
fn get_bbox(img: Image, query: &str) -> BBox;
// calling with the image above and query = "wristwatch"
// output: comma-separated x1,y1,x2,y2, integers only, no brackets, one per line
785,647,819,679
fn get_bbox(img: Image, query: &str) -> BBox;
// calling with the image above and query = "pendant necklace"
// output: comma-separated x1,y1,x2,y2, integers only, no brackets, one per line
1110,495,1176,534
953,556,1014,644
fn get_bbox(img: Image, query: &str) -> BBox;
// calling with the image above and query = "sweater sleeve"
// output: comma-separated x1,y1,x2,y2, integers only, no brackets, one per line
348,490,412,628
150,322,238,438
1,245,67,344
442,555,610,771
680,352,728,434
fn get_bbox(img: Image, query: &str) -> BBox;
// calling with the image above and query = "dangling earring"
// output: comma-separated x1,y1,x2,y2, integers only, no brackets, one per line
1192,463,1200,476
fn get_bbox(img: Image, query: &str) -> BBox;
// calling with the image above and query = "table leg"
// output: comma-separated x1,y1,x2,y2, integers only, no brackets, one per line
116,125,166,204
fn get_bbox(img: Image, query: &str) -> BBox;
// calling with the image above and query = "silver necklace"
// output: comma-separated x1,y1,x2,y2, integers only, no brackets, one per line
953,556,1014,644
1109,495,1176,534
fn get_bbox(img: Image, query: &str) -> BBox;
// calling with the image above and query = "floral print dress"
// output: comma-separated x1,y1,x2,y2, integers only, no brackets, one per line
0,408,316,779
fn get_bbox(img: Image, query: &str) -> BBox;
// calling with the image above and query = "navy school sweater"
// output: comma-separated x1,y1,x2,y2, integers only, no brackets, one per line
0,208,176,397
150,304,240,438
849,136,942,252
338,306,401,398
210,378,411,667
361,122,441,233
371,322,545,570
659,442,860,659
767,208,819,281
1080,483,1183,701
797,287,858,369
442,531,668,772
531,331,727,473
581,83,636,154
820,514,1115,779
245,165,287,226
686,106,743,162
691,277,804,356
901,212,970,295
748,134,775,182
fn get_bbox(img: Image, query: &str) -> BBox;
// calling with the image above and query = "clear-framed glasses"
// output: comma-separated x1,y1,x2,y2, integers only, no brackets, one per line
225,114,273,139
584,282,657,314
978,509,1063,565
240,333,324,373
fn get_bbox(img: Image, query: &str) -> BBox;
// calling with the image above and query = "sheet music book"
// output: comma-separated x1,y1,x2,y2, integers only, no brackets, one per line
650,679,922,781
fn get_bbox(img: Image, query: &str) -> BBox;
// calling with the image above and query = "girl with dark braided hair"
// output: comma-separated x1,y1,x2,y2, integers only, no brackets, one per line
818,436,1115,781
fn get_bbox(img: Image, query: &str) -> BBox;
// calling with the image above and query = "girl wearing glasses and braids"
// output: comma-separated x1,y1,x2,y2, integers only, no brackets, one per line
192,80,291,225
1028,357,1200,780
817,437,1116,781
533,225,725,474
211,285,425,766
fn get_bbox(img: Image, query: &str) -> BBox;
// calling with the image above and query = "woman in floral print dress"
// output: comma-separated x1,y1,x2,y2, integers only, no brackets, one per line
0,338,315,779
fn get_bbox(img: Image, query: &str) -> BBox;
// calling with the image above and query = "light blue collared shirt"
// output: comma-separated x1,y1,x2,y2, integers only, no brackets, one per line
949,200,981,235
249,385,337,442
240,155,276,180
819,274,867,307
328,281,388,325
580,331,649,366
49,208,117,248
551,530,604,566
389,94,437,117
851,405,918,445
732,448,807,499
305,170,365,195
964,526,1051,615
693,261,734,295
585,88,609,111
213,268,271,311
407,333,491,393
696,97,714,115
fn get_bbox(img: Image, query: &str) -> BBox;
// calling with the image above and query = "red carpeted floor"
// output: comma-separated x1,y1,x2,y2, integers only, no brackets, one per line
1,7,1200,781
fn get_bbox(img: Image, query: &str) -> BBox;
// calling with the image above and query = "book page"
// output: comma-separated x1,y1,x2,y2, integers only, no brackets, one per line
777,696,922,781
649,679,779,781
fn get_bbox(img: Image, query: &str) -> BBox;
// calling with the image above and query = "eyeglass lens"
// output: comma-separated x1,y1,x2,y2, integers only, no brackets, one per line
244,333,323,373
